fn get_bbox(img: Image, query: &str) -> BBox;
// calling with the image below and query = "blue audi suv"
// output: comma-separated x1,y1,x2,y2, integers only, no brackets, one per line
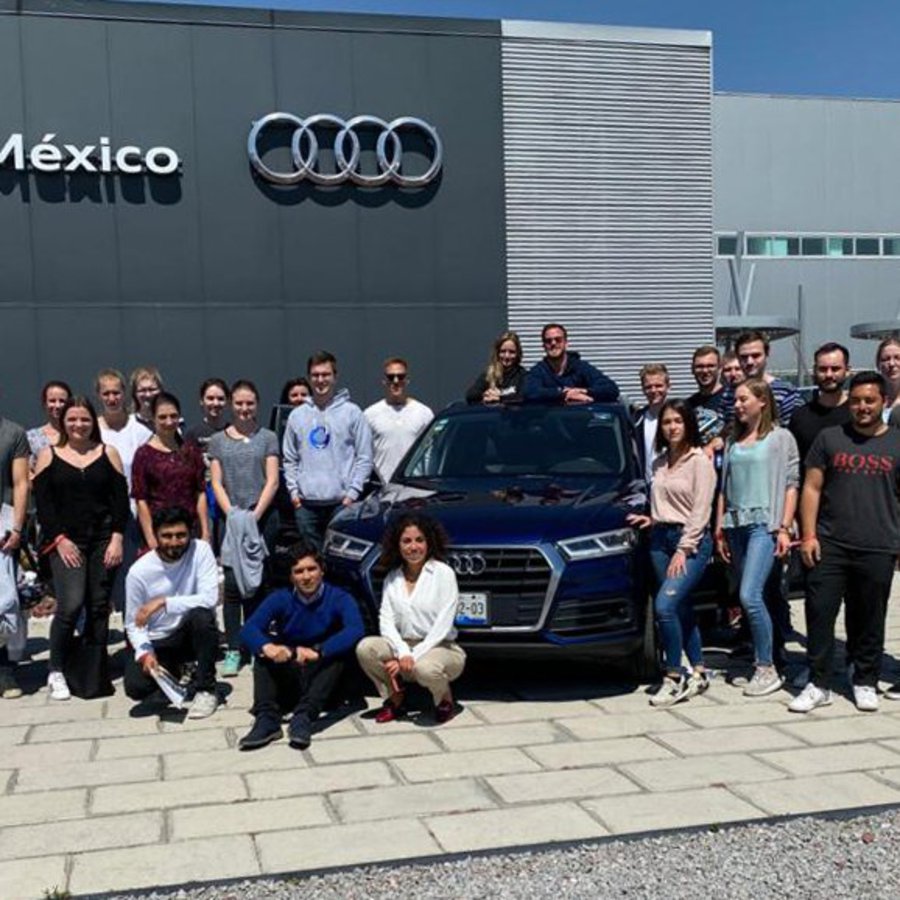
322,401,660,674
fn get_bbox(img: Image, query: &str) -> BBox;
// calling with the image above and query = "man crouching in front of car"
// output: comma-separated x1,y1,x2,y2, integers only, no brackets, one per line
238,542,364,751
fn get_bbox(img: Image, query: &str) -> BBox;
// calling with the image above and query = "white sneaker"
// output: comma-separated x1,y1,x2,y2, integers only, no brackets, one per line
788,682,832,714
853,685,879,712
683,670,710,699
47,671,71,701
650,675,688,708
187,691,218,720
743,666,785,698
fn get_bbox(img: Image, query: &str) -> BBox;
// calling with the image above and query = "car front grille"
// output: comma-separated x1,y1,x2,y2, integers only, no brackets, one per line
549,596,634,637
368,546,552,628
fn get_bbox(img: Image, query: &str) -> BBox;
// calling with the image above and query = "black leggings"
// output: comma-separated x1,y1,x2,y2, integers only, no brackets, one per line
48,540,116,672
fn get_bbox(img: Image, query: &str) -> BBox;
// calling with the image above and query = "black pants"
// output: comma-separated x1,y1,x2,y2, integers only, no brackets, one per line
124,607,219,699
251,654,344,722
805,540,894,688
49,540,116,672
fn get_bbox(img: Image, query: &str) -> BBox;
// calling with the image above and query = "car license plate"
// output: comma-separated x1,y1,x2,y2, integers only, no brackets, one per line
456,592,489,626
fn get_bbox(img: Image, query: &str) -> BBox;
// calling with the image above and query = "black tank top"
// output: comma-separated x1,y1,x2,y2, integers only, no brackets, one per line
35,447,129,546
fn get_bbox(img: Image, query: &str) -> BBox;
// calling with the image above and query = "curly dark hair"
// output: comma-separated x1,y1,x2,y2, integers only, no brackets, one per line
379,512,449,572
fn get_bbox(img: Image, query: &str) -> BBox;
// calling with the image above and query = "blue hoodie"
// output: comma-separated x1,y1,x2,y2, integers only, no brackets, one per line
524,351,620,403
282,389,374,504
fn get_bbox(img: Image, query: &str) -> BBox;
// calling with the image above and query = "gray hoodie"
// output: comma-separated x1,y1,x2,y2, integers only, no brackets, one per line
282,389,374,504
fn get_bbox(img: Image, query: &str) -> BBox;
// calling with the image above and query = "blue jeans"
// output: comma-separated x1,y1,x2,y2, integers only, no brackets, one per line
726,523,776,666
649,525,712,674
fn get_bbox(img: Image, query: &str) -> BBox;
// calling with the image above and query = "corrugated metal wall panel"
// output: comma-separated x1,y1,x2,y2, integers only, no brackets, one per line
501,32,713,399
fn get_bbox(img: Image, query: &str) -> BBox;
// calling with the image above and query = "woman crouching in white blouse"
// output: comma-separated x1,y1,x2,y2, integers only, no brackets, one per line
356,513,465,724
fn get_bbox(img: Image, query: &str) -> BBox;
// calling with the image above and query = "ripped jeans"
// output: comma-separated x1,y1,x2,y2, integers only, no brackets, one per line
649,525,713,674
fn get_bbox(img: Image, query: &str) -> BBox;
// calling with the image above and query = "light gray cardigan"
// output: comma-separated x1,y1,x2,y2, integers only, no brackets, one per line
721,426,800,533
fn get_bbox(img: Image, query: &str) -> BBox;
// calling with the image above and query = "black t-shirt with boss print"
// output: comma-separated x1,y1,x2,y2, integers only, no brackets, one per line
806,423,900,553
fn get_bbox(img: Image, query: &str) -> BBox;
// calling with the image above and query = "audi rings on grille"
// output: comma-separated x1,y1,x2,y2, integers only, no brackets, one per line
447,552,487,577
247,113,443,188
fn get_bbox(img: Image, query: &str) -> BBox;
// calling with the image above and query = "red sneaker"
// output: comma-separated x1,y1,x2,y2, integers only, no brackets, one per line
435,699,458,724
374,699,407,723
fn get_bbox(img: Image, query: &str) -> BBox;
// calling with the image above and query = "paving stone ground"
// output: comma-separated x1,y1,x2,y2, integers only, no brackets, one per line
4,591,900,899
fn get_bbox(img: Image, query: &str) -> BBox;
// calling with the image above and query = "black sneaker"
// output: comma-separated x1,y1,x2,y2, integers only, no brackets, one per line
238,716,283,751
288,712,312,749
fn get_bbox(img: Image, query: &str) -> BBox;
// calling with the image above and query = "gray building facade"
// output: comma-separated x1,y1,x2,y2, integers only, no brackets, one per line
714,92,900,375
0,1,714,424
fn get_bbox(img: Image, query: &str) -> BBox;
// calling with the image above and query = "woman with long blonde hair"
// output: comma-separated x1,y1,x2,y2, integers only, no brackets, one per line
465,330,526,405
715,378,799,699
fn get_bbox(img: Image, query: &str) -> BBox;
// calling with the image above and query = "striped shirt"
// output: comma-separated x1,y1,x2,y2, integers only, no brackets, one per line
721,378,804,429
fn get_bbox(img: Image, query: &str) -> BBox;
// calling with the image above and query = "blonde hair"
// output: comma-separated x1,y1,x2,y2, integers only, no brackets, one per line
733,378,776,440
129,365,163,408
485,331,522,389
639,363,669,384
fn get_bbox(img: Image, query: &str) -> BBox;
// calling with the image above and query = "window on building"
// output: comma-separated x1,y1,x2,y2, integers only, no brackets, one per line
717,235,738,256
800,237,825,255
716,233,900,258
746,236,799,257
827,237,854,257
856,237,880,256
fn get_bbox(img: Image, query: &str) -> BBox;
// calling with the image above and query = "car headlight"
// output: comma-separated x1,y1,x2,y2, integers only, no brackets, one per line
557,528,636,561
323,529,374,561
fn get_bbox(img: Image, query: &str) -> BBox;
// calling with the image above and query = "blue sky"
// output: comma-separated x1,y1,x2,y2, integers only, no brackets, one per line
118,0,900,99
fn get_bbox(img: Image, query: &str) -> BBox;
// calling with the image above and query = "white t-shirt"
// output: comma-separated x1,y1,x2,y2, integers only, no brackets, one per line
642,407,660,482
100,414,152,491
364,398,433,484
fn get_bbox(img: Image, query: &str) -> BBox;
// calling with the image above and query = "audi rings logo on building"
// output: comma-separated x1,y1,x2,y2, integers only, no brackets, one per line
447,551,487,577
247,113,443,188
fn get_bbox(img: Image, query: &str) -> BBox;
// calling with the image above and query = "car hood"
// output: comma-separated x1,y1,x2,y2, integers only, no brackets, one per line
330,477,646,546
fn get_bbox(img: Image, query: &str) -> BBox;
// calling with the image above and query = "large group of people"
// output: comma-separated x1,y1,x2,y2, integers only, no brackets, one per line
0,323,898,750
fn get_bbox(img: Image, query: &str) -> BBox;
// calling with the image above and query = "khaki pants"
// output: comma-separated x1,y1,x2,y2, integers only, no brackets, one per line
356,635,465,705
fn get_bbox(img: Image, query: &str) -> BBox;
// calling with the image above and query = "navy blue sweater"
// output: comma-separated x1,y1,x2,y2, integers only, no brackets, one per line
240,583,364,659
523,351,620,403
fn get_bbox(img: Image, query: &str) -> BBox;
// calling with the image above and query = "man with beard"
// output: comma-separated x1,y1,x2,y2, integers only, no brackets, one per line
791,372,900,713
124,506,220,718
790,343,852,464
524,323,619,404
724,331,803,427
688,345,728,447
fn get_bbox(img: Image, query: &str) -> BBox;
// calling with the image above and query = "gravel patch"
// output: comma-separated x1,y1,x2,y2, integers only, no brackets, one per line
108,806,900,899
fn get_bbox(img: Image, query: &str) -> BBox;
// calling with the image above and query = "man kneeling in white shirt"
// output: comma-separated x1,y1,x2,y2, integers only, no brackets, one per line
125,506,220,719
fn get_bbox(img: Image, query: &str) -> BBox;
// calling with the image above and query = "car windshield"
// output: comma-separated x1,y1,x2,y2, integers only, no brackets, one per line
401,406,629,480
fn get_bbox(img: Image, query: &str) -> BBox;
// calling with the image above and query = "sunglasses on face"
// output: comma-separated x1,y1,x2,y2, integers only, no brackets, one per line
543,337,565,346
385,373,408,383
